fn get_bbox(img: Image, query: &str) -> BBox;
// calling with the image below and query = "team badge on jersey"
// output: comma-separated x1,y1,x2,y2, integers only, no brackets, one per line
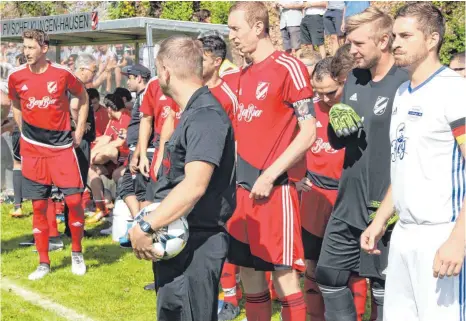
47,81,58,94
407,106,423,121
373,96,389,115
256,81,270,101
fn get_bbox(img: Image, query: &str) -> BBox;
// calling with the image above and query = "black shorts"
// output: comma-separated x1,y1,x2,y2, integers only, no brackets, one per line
118,150,152,202
300,14,325,46
154,231,228,321
323,9,344,36
302,228,323,261
11,130,20,161
317,215,391,280
75,139,91,186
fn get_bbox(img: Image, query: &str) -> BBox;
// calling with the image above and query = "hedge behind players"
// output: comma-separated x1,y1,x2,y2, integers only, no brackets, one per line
129,36,236,321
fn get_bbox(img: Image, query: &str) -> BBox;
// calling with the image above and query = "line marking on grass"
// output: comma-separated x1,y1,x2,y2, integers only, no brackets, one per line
1,278,96,321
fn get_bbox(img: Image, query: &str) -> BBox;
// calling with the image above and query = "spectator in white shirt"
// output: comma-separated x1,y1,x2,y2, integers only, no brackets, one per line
300,1,328,58
276,1,304,56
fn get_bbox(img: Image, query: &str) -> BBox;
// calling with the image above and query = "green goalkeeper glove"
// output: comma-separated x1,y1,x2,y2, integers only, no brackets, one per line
329,103,363,138
368,200,399,228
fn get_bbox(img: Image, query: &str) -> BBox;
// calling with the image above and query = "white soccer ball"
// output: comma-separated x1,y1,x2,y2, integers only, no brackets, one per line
133,203,189,260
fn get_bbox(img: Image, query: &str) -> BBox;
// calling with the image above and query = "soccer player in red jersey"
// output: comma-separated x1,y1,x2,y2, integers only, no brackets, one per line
200,35,238,126
8,29,89,280
88,88,109,139
226,3,317,321
87,94,131,223
137,77,180,192
198,34,241,320
296,56,367,321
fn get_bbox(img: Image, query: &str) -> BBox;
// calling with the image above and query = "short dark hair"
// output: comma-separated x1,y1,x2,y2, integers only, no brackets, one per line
331,44,354,79
114,87,132,102
199,35,227,61
87,88,100,101
395,2,445,53
229,2,270,35
196,9,211,22
312,57,333,82
104,94,125,111
22,29,49,47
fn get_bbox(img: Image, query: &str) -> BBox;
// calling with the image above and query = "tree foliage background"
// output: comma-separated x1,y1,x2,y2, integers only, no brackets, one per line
1,1,464,63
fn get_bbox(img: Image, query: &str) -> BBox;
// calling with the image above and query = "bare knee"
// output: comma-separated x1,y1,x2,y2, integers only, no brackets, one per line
112,166,125,182
272,269,301,297
240,267,267,294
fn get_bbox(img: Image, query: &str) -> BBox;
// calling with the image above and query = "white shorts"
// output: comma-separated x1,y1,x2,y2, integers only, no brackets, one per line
384,222,465,321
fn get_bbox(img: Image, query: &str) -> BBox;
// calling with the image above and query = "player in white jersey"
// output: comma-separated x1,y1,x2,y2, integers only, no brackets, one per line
361,3,466,321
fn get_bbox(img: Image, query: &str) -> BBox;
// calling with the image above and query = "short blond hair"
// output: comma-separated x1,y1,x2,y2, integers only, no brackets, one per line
345,7,394,48
297,47,322,66
157,36,203,80
229,2,269,35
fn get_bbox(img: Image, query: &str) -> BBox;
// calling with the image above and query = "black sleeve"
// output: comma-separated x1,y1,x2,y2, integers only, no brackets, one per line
84,105,96,142
292,98,316,121
184,109,228,167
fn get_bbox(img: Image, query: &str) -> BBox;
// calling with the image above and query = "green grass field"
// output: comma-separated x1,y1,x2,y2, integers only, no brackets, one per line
1,201,370,321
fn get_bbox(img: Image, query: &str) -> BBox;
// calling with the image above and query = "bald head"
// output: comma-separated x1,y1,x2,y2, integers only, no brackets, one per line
156,36,203,81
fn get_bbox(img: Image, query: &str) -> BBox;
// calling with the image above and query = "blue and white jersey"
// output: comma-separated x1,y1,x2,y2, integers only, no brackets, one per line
390,66,466,225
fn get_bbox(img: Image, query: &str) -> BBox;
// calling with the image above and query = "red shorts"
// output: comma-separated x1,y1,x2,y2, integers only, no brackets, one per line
226,185,305,271
300,186,338,237
22,147,84,199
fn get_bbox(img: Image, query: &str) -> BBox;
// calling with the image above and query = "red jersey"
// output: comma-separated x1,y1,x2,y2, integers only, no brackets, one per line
235,51,314,190
305,98,344,189
139,77,179,148
8,62,84,157
209,80,238,125
94,104,110,137
104,110,131,156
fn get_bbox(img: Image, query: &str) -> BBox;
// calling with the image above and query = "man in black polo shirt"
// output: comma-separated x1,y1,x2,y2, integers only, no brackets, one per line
63,53,99,239
129,36,236,321
314,8,408,321
117,64,152,217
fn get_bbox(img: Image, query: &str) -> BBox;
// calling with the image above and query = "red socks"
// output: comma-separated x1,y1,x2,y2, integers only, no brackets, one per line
221,262,239,306
32,199,50,265
46,199,59,237
304,272,325,321
280,292,307,321
64,194,85,252
349,275,368,321
245,290,272,321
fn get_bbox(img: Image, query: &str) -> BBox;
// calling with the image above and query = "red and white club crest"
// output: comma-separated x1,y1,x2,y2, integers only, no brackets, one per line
47,81,58,94
255,81,270,101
